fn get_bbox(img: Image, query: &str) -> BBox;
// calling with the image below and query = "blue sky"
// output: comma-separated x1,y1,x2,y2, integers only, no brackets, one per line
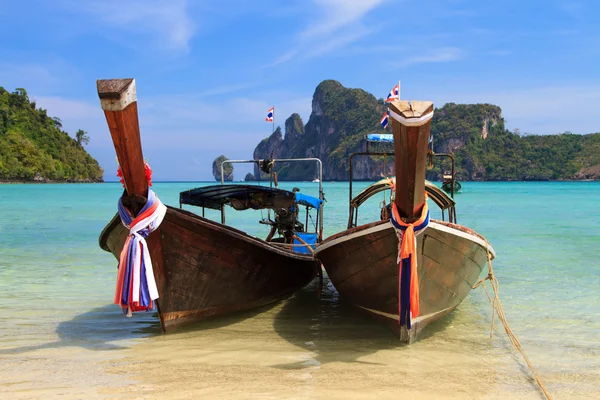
1,0,598,181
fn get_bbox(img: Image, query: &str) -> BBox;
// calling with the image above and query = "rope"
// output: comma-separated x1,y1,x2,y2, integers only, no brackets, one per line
473,240,553,400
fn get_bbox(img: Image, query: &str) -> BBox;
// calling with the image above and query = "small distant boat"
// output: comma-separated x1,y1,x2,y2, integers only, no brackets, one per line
314,99,494,343
441,172,461,194
97,78,324,332
312,178,320,183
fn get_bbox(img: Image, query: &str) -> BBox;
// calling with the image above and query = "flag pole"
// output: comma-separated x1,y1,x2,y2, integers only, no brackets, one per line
387,107,390,131
272,106,274,134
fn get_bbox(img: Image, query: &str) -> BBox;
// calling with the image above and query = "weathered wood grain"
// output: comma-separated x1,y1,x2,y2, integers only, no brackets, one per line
315,220,490,343
389,100,434,221
100,207,319,332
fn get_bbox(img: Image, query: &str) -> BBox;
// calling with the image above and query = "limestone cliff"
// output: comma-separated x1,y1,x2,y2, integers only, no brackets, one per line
574,165,600,180
212,155,233,181
252,81,497,180
254,80,392,180
250,80,600,181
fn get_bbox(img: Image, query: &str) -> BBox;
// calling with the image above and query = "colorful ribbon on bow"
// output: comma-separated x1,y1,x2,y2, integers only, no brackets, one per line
114,189,167,316
390,196,430,329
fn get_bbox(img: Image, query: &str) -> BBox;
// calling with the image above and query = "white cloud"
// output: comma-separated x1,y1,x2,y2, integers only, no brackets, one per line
343,44,404,55
34,95,113,148
267,50,301,67
193,82,261,97
80,0,194,52
0,63,53,85
140,128,261,150
393,47,462,67
299,0,385,41
140,95,221,126
138,91,312,132
270,0,386,65
0,61,81,92
35,96,99,120
303,27,373,59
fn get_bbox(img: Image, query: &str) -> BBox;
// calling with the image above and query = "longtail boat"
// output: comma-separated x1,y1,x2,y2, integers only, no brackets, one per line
97,78,322,332
314,99,495,343
442,171,462,194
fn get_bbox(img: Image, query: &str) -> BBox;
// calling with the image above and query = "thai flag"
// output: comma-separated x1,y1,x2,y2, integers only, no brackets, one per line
384,84,399,103
265,107,274,122
380,109,389,128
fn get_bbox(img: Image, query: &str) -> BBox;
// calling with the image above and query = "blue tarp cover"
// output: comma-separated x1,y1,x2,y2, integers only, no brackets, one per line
293,232,318,254
294,192,322,210
366,133,394,142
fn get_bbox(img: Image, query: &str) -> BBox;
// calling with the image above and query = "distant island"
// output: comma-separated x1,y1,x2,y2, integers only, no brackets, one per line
212,155,233,181
249,80,600,181
0,87,103,183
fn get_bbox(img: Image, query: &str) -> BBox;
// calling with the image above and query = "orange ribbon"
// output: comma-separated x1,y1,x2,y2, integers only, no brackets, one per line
391,198,429,319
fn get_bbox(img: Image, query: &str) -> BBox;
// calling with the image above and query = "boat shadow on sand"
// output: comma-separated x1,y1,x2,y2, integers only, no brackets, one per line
0,301,279,355
0,305,160,355
271,275,459,370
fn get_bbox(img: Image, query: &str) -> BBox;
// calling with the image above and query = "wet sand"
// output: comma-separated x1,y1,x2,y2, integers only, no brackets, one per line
5,279,593,399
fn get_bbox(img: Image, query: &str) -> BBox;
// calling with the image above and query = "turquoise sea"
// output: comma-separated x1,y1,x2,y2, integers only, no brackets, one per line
1,181,599,399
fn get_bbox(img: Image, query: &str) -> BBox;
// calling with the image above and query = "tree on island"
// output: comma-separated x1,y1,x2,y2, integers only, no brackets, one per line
0,85,103,182
75,129,90,146
52,117,62,129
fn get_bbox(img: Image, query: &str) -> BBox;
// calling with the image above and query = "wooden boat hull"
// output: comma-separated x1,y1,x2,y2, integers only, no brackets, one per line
314,219,494,343
100,206,319,331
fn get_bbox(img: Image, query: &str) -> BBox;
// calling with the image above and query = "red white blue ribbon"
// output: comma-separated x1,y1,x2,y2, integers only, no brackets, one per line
114,189,166,316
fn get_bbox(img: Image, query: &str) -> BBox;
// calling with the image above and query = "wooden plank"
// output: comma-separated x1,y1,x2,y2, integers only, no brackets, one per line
390,100,434,221
97,78,147,198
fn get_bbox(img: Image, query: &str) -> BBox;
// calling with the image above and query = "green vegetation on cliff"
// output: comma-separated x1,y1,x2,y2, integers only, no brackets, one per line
252,80,600,181
0,87,103,182
315,80,383,164
430,104,600,180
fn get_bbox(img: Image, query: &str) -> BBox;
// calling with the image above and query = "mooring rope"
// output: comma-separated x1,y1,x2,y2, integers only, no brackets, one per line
473,240,553,400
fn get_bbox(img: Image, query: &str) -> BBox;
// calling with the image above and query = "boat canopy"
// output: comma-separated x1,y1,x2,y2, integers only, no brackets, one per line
180,184,322,211
365,133,394,143
351,178,455,211
294,192,323,209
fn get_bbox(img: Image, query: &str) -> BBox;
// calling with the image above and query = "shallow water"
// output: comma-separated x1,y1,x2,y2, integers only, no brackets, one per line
0,181,599,399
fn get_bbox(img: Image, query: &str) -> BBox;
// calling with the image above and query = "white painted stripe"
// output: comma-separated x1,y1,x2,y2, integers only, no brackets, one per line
314,221,496,258
388,109,434,127
315,222,391,253
99,79,137,111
